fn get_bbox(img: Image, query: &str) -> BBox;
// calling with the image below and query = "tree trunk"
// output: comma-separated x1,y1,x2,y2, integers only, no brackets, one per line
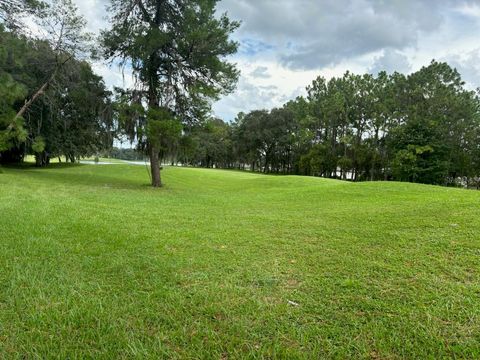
370,128,379,181
15,79,51,122
35,153,42,167
34,151,49,167
13,57,71,122
149,144,162,187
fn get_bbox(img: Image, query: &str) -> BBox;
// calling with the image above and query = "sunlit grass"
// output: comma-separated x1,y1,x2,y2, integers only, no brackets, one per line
1,164,479,358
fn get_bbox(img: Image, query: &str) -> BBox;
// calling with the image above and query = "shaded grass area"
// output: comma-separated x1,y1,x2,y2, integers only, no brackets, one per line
0,165,479,358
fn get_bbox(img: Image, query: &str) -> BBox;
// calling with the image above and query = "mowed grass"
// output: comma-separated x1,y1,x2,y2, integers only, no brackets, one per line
0,164,479,359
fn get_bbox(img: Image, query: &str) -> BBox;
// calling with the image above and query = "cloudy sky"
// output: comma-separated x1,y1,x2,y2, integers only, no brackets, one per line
74,0,480,121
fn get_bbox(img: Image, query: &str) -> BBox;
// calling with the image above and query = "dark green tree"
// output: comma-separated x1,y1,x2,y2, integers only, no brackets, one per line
0,25,112,165
102,0,239,187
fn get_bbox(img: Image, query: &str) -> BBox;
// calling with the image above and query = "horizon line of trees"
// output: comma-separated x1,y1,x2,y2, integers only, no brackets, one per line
2,1,480,188
159,61,480,188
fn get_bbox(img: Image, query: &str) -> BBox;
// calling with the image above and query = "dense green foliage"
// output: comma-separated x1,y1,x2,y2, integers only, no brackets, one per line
1,164,479,357
171,62,480,187
0,23,113,165
0,63,27,153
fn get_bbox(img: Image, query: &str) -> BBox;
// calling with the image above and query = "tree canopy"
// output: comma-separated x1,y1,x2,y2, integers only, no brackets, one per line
0,3,112,165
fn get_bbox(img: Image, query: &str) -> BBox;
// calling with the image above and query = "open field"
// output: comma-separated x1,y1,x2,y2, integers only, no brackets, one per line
0,164,479,358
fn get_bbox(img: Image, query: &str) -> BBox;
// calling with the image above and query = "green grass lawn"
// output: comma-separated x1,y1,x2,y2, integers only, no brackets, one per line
0,164,479,359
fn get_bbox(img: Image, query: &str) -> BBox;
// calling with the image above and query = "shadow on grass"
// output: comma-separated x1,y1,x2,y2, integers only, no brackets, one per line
4,163,157,191
1,162,86,170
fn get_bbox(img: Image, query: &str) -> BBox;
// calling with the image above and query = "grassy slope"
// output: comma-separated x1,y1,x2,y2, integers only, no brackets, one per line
0,164,479,359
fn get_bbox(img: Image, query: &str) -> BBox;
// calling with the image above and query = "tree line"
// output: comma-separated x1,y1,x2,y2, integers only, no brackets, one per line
156,62,480,187
2,1,480,188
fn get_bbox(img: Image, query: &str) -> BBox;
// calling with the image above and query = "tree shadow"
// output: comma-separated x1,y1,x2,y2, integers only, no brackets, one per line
6,163,156,191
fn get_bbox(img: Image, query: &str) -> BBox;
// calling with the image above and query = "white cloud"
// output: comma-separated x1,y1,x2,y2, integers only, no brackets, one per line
71,0,480,121
92,62,135,89
218,0,473,69
369,49,412,75
455,3,480,18
250,66,270,79
444,49,480,89
74,0,108,34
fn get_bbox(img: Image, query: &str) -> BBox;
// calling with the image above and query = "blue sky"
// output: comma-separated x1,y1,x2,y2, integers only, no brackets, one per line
75,0,480,121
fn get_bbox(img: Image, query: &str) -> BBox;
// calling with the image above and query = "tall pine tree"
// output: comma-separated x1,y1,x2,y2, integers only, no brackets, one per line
102,0,239,187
